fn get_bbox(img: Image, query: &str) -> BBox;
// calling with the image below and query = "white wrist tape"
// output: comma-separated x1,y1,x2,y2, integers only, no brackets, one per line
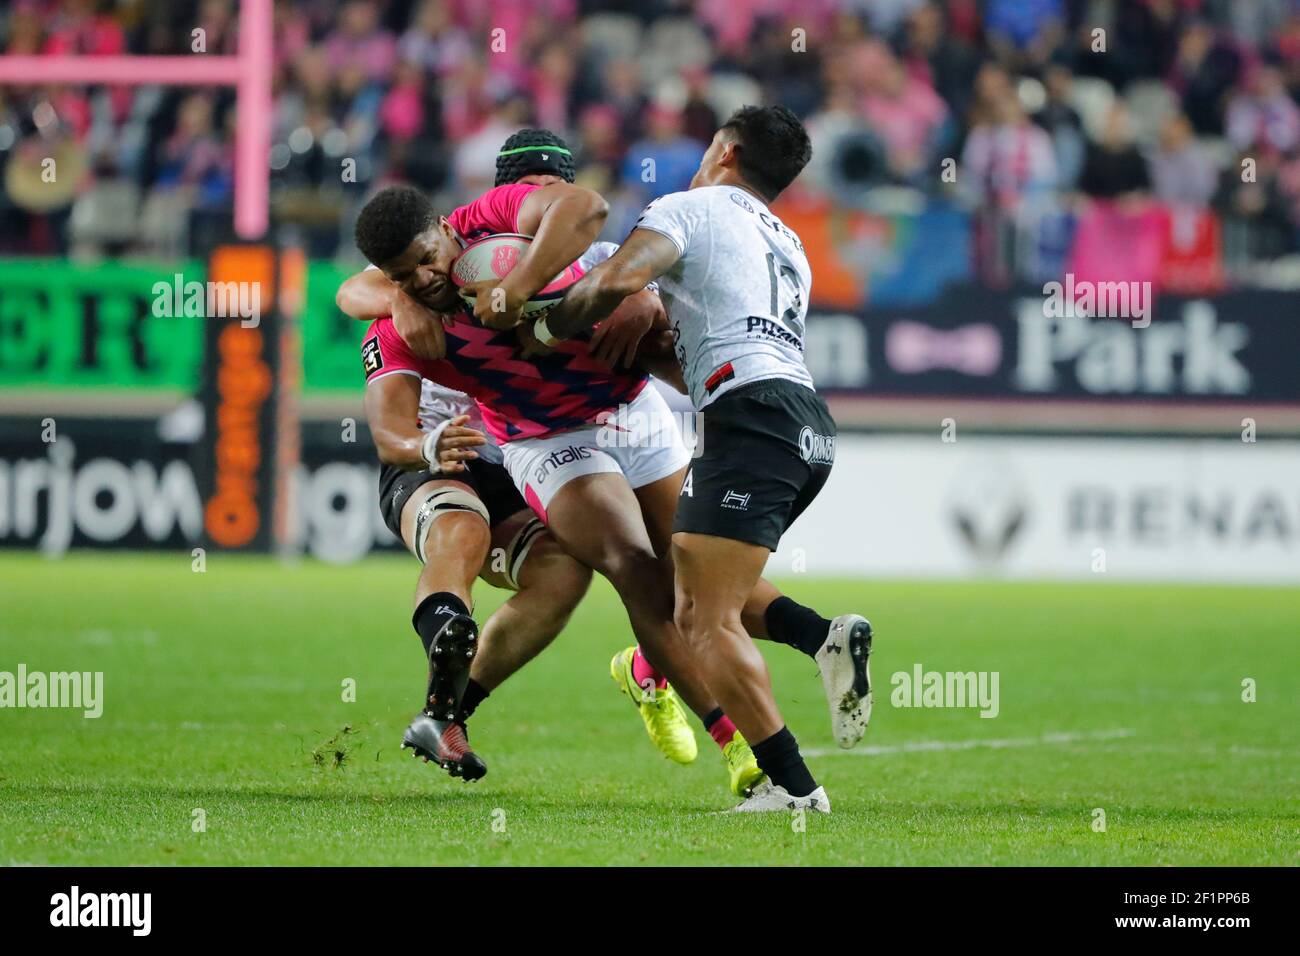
533,315,559,347
420,419,454,470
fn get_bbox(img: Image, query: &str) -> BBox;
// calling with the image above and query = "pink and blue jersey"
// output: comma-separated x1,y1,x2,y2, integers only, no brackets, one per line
362,316,647,442
361,183,649,442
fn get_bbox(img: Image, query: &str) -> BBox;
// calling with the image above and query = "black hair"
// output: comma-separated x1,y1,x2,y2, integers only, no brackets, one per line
495,128,576,186
718,105,812,201
354,185,436,265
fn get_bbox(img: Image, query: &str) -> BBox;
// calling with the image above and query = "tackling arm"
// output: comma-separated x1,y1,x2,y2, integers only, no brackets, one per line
338,269,447,360
364,373,427,469
541,228,683,342
336,269,399,320
364,374,487,473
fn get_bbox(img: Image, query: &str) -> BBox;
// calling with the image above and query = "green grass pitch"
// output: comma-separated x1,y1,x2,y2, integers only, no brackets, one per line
0,552,1296,866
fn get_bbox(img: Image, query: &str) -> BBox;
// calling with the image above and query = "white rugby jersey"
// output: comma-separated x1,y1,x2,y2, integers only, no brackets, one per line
578,240,618,271
416,379,505,466
417,379,479,433
633,185,814,408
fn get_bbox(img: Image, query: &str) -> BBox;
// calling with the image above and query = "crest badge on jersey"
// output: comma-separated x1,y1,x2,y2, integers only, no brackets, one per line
729,192,754,213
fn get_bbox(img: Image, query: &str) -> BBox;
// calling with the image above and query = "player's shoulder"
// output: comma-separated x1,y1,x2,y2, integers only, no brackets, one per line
361,316,425,381
650,187,779,233
735,190,805,258
461,182,539,207
636,187,725,247
483,182,539,202
450,183,539,239
360,315,402,355
644,184,741,214
711,185,765,216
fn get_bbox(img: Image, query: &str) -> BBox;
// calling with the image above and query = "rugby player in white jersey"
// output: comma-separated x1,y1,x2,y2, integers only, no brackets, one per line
538,106,871,812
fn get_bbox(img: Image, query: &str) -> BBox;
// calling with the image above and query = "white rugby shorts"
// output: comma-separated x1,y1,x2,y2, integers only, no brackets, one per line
501,384,692,521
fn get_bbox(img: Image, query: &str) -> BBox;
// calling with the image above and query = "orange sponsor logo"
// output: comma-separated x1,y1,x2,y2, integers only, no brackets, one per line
204,323,272,546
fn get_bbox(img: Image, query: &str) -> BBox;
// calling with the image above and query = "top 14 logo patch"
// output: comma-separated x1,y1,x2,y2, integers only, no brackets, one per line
362,335,384,376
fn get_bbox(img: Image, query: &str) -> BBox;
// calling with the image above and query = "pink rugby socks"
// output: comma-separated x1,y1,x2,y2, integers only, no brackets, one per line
631,646,668,690
703,707,739,750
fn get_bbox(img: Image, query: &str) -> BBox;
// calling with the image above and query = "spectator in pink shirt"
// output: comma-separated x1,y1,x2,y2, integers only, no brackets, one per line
381,61,427,144
273,0,311,69
40,0,128,124
324,1,397,87
695,0,760,57
40,0,124,56
445,0,575,86
857,41,950,184
441,57,512,143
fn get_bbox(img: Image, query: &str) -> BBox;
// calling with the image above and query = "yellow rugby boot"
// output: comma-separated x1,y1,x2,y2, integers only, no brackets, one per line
720,731,765,797
609,646,697,764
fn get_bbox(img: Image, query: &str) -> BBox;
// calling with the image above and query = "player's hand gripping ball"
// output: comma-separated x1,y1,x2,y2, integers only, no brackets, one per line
451,233,583,329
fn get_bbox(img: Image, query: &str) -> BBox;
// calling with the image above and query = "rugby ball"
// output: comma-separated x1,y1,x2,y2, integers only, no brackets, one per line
450,233,584,315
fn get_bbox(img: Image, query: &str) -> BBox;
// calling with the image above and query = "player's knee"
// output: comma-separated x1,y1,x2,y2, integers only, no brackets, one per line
603,546,661,595
406,484,492,564
552,556,593,613
677,597,742,649
672,598,695,646
428,510,491,552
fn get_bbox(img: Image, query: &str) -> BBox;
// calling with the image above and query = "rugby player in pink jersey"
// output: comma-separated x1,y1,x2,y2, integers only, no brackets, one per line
338,131,871,797
362,358,595,781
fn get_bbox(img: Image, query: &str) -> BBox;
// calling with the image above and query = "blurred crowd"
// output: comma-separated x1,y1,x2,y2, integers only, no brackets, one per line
4,0,1300,290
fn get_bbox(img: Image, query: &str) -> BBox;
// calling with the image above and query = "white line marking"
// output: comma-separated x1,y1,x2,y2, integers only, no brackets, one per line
805,727,1136,758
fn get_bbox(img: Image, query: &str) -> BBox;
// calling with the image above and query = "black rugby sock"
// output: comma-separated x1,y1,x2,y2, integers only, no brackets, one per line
764,596,832,659
751,726,817,798
459,679,490,723
412,592,470,657
413,592,473,713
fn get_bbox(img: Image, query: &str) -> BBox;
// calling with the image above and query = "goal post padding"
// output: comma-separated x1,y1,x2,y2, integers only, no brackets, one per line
195,244,302,554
